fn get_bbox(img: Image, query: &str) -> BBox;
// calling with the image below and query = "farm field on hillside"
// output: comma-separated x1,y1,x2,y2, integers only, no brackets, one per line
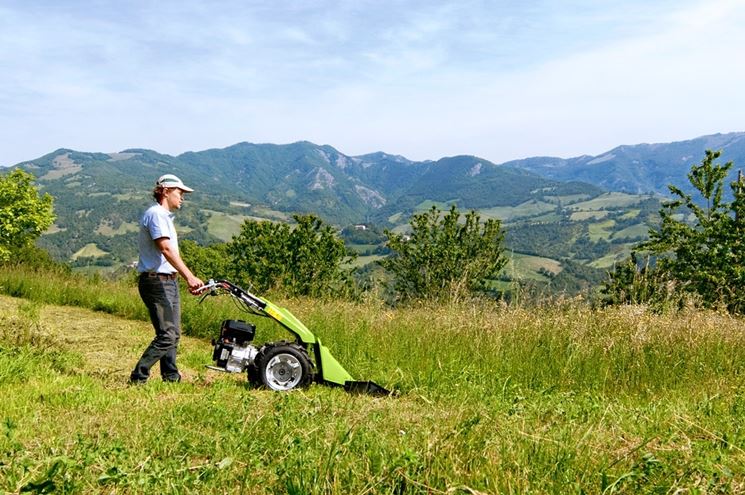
70,243,109,260
480,200,557,221
503,252,563,281
568,192,649,211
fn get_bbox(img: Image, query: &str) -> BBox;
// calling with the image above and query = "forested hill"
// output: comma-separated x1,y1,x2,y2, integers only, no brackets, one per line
10,142,598,261
16,142,593,226
4,132,740,291
505,132,745,195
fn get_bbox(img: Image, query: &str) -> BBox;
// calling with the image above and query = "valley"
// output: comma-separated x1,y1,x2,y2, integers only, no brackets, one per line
11,132,744,292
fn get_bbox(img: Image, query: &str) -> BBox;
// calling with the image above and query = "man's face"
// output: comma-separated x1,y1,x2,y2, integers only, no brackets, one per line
164,188,186,210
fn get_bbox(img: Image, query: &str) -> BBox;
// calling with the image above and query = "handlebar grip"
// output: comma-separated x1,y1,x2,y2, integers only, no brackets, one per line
195,279,217,294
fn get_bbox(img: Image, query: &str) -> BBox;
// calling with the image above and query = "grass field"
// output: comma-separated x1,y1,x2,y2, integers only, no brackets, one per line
611,224,649,241
570,210,610,222
543,194,592,205
203,209,252,241
1,269,744,493
588,220,617,242
414,200,455,212
202,210,277,242
503,252,563,281
71,243,109,260
619,209,641,220
589,245,635,270
569,193,647,212
480,200,557,222
345,254,386,269
96,220,139,237
249,206,290,222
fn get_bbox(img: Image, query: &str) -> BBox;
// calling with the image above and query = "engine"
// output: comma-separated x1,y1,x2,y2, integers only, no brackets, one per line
210,320,258,373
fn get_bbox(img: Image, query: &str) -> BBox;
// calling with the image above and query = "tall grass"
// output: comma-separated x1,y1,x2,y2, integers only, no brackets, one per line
298,298,745,400
0,266,145,320
1,266,744,493
0,266,245,338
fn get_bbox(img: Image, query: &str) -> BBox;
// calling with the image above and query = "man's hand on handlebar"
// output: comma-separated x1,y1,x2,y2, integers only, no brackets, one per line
194,279,220,295
187,275,205,295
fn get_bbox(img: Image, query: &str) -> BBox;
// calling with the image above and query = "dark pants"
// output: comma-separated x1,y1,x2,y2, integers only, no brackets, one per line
130,276,182,382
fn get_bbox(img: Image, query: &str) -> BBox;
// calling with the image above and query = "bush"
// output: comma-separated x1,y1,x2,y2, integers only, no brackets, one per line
382,205,507,302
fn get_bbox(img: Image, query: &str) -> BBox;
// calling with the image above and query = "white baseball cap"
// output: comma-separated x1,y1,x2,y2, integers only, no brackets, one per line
156,174,194,192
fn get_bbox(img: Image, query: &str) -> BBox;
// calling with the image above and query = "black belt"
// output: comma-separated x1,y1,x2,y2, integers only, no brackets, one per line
140,272,178,281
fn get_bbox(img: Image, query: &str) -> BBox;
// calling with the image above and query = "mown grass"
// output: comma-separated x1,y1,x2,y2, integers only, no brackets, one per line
1,267,744,493
0,266,251,340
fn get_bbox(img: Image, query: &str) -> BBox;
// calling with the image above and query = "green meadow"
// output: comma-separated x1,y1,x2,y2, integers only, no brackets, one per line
1,267,744,494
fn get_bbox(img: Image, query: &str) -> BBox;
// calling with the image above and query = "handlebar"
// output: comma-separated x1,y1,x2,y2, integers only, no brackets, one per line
195,278,223,294
194,278,267,315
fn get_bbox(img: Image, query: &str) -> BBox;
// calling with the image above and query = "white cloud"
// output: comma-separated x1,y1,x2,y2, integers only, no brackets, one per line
1,0,744,166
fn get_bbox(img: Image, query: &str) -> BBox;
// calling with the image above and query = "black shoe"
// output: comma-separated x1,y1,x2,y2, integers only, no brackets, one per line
128,372,147,385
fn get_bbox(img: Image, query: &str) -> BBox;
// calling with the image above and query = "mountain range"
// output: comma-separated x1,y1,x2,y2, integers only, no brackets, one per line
506,132,745,194
6,131,745,289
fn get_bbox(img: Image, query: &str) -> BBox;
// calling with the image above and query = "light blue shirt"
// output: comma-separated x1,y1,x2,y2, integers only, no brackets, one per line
137,203,179,274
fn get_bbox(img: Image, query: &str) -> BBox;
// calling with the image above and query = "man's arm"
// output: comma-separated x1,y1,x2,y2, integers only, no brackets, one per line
154,237,204,293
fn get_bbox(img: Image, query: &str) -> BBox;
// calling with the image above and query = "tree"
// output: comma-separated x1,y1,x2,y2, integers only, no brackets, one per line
226,214,356,297
0,169,55,262
604,150,745,312
382,205,507,302
600,252,679,309
180,240,231,281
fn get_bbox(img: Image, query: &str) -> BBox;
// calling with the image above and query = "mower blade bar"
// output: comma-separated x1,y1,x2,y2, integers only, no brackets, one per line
343,381,392,396
205,365,230,372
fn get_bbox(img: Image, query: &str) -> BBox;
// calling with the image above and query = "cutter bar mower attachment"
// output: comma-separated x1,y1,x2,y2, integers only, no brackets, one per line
344,381,391,396
313,340,392,396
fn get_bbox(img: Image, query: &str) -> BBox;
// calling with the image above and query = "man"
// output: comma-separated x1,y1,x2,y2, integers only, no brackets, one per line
129,174,204,384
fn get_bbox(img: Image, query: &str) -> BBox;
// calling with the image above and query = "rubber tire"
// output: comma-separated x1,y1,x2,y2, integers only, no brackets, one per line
246,362,259,385
254,343,313,391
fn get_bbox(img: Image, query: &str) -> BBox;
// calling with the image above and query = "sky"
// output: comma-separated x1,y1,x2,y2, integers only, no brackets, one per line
1,0,744,167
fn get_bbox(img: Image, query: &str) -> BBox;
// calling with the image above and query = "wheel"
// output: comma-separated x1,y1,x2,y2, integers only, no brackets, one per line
246,362,259,385
254,343,313,391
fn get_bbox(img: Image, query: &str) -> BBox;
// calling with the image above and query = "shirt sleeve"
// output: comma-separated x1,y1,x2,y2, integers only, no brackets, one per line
143,208,171,241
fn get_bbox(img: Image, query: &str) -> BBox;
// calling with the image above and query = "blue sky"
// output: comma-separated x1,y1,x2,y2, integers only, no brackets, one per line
1,0,744,167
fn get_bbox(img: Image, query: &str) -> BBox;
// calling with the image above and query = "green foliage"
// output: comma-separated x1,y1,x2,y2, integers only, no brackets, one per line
603,150,745,312
506,221,585,259
0,244,71,273
644,150,745,311
180,240,231,281
382,205,507,302
600,252,685,310
340,224,387,245
226,214,356,297
227,219,291,292
550,258,606,294
0,169,55,261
